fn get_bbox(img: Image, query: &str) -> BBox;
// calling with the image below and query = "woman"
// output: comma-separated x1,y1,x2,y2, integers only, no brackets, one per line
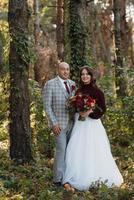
62,66,123,191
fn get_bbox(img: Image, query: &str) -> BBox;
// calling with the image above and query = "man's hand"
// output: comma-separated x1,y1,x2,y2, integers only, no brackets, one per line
79,109,93,118
52,124,61,136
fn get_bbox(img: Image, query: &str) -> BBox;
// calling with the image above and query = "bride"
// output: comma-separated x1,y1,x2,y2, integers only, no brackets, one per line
62,66,123,191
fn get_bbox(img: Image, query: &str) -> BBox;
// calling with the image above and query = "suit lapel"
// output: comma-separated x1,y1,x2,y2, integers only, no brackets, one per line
68,80,72,93
55,77,69,99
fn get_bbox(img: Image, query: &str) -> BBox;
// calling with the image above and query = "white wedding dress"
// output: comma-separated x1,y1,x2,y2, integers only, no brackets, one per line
62,114,123,191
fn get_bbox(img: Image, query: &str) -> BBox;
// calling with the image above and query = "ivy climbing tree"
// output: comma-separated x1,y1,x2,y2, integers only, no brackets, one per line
8,0,33,163
65,0,88,79
113,0,127,97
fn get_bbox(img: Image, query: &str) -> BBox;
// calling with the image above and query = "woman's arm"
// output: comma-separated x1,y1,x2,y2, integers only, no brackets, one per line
89,89,106,119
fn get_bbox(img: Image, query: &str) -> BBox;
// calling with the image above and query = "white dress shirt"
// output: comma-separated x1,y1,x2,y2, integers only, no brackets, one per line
58,76,70,91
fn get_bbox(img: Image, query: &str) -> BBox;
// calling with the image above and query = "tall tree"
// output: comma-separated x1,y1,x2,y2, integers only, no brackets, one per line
32,0,58,84
0,37,3,70
8,0,33,163
56,0,64,60
33,0,41,83
113,0,127,97
33,0,40,46
120,0,129,59
66,0,88,79
130,19,134,67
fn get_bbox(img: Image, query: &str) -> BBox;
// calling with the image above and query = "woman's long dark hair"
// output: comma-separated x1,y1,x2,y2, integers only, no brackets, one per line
79,66,96,87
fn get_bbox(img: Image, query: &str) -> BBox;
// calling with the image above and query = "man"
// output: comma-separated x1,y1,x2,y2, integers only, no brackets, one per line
42,62,75,186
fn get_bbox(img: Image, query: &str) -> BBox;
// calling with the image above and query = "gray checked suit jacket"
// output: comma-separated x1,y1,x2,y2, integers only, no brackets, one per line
42,76,75,130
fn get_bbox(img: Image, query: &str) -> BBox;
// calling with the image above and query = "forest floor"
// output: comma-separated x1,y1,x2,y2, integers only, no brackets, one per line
0,140,133,200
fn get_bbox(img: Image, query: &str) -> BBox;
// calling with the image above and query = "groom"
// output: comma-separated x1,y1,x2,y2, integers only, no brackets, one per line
42,62,75,186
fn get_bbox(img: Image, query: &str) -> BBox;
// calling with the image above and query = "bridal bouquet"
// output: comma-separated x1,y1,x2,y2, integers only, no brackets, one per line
67,92,96,121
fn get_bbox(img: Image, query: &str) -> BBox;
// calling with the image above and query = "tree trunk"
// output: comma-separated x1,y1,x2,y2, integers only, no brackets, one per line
33,0,41,82
0,38,3,71
130,24,134,67
120,0,128,58
8,0,33,163
56,0,64,60
33,0,40,46
113,0,127,97
66,0,88,79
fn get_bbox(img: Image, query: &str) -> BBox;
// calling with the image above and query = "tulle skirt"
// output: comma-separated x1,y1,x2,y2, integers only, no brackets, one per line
62,114,123,191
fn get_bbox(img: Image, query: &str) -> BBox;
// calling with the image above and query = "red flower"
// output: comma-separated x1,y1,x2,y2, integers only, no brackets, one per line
67,93,96,121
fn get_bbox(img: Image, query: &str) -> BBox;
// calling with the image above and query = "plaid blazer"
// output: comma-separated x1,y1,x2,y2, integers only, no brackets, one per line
42,76,75,129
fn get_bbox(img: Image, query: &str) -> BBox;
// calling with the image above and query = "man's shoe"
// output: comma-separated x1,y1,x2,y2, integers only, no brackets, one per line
53,182,62,187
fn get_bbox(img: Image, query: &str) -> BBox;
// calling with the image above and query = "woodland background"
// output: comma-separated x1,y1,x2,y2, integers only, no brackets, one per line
0,0,134,199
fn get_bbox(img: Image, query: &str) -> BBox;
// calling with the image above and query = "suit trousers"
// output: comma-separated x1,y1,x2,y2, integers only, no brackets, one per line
53,121,74,183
